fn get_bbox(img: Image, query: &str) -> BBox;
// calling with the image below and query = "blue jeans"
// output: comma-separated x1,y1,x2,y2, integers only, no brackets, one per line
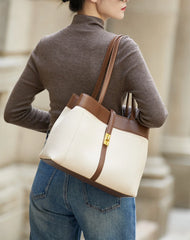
29,160,136,240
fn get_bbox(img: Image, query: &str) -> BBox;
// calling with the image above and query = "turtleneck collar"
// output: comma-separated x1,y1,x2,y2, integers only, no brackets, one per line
71,14,105,30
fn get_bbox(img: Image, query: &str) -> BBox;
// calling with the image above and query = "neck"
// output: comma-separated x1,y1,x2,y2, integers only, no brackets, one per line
78,1,107,21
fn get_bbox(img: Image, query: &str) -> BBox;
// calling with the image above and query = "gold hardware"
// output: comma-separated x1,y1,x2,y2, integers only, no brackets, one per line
104,133,111,146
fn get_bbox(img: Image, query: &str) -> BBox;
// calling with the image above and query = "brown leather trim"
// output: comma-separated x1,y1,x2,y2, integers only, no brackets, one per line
98,36,123,104
92,35,123,100
67,93,79,109
91,36,119,99
90,144,107,181
106,110,116,135
90,110,116,181
114,114,149,139
67,93,149,139
76,93,110,122
41,158,129,197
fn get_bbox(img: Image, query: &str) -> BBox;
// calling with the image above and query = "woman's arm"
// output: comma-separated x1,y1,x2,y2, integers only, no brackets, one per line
4,40,50,132
120,36,168,128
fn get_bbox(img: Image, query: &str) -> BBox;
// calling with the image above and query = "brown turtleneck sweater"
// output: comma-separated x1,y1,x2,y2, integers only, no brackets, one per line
4,14,168,132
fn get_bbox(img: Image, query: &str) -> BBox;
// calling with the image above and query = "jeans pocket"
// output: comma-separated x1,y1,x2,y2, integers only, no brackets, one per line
82,183,121,213
30,160,57,200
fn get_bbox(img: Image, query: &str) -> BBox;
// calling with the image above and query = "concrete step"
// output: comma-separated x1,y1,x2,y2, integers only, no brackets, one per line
160,208,190,240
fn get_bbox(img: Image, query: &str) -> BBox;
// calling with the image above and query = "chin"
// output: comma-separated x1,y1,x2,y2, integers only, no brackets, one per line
104,12,125,21
113,16,125,20
112,13,125,20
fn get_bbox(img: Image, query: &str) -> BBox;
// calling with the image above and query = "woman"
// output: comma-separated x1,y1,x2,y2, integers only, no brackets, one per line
4,0,168,239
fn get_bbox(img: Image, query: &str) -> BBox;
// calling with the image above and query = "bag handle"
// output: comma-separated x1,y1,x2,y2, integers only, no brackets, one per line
98,35,123,104
93,35,137,119
91,35,122,99
125,93,136,120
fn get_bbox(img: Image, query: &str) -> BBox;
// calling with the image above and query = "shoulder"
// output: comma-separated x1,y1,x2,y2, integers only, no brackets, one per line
115,35,143,64
33,27,69,53
119,35,139,53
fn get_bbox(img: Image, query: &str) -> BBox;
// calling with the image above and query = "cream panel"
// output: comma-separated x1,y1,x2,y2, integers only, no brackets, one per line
41,105,148,195
96,128,148,196
51,106,71,129
64,107,107,178
40,106,107,178
40,106,83,160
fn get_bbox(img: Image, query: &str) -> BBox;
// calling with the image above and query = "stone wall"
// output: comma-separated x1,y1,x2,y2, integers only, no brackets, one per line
0,1,73,239
162,0,190,208
107,0,180,236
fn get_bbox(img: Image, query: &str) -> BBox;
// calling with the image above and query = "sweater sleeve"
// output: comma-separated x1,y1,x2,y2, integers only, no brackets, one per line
4,39,50,132
120,36,168,128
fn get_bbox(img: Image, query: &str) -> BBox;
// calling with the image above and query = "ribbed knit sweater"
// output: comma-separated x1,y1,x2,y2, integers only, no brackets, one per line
4,14,168,132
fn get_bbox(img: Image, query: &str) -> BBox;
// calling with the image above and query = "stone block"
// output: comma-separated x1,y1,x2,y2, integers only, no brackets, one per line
0,0,32,54
136,176,174,237
162,136,190,157
0,56,27,91
1,89,49,165
0,92,20,166
16,128,46,164
143,157,171,179
166,157,190,208
136,221,159,240
0,210,24,240
0,164,37,240
17,164,37,240
0,55,50,165
0,56,27,166
0,0,73,54
15,91,49,163
160,208,190,240
29,0,73,48
0,165,24,240
0,0,9,52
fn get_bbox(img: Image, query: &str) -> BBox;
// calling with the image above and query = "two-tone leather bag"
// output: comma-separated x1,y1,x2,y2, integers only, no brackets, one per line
39,35,149,197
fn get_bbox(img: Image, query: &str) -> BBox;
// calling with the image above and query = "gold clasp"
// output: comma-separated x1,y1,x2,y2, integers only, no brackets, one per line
104,133,111,146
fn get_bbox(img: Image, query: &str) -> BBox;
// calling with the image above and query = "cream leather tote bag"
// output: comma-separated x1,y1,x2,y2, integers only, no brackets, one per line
40,35,149,197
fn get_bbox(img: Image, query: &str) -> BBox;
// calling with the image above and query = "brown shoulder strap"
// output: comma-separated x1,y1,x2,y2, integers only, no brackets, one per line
98,35,123,104
91,35,122,99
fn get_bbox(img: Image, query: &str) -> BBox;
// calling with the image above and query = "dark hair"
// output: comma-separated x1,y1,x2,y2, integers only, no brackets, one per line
62,0,85,12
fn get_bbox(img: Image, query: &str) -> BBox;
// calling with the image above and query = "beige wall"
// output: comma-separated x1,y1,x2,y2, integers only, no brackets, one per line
0,1,73,239
162,0,190,208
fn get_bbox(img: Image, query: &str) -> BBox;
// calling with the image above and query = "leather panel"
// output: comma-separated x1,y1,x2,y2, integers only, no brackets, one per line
41,158,128,197
96,128,148,197
40,35,149,197
40,106,107,178
40,106,148,196
67,93,149,139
